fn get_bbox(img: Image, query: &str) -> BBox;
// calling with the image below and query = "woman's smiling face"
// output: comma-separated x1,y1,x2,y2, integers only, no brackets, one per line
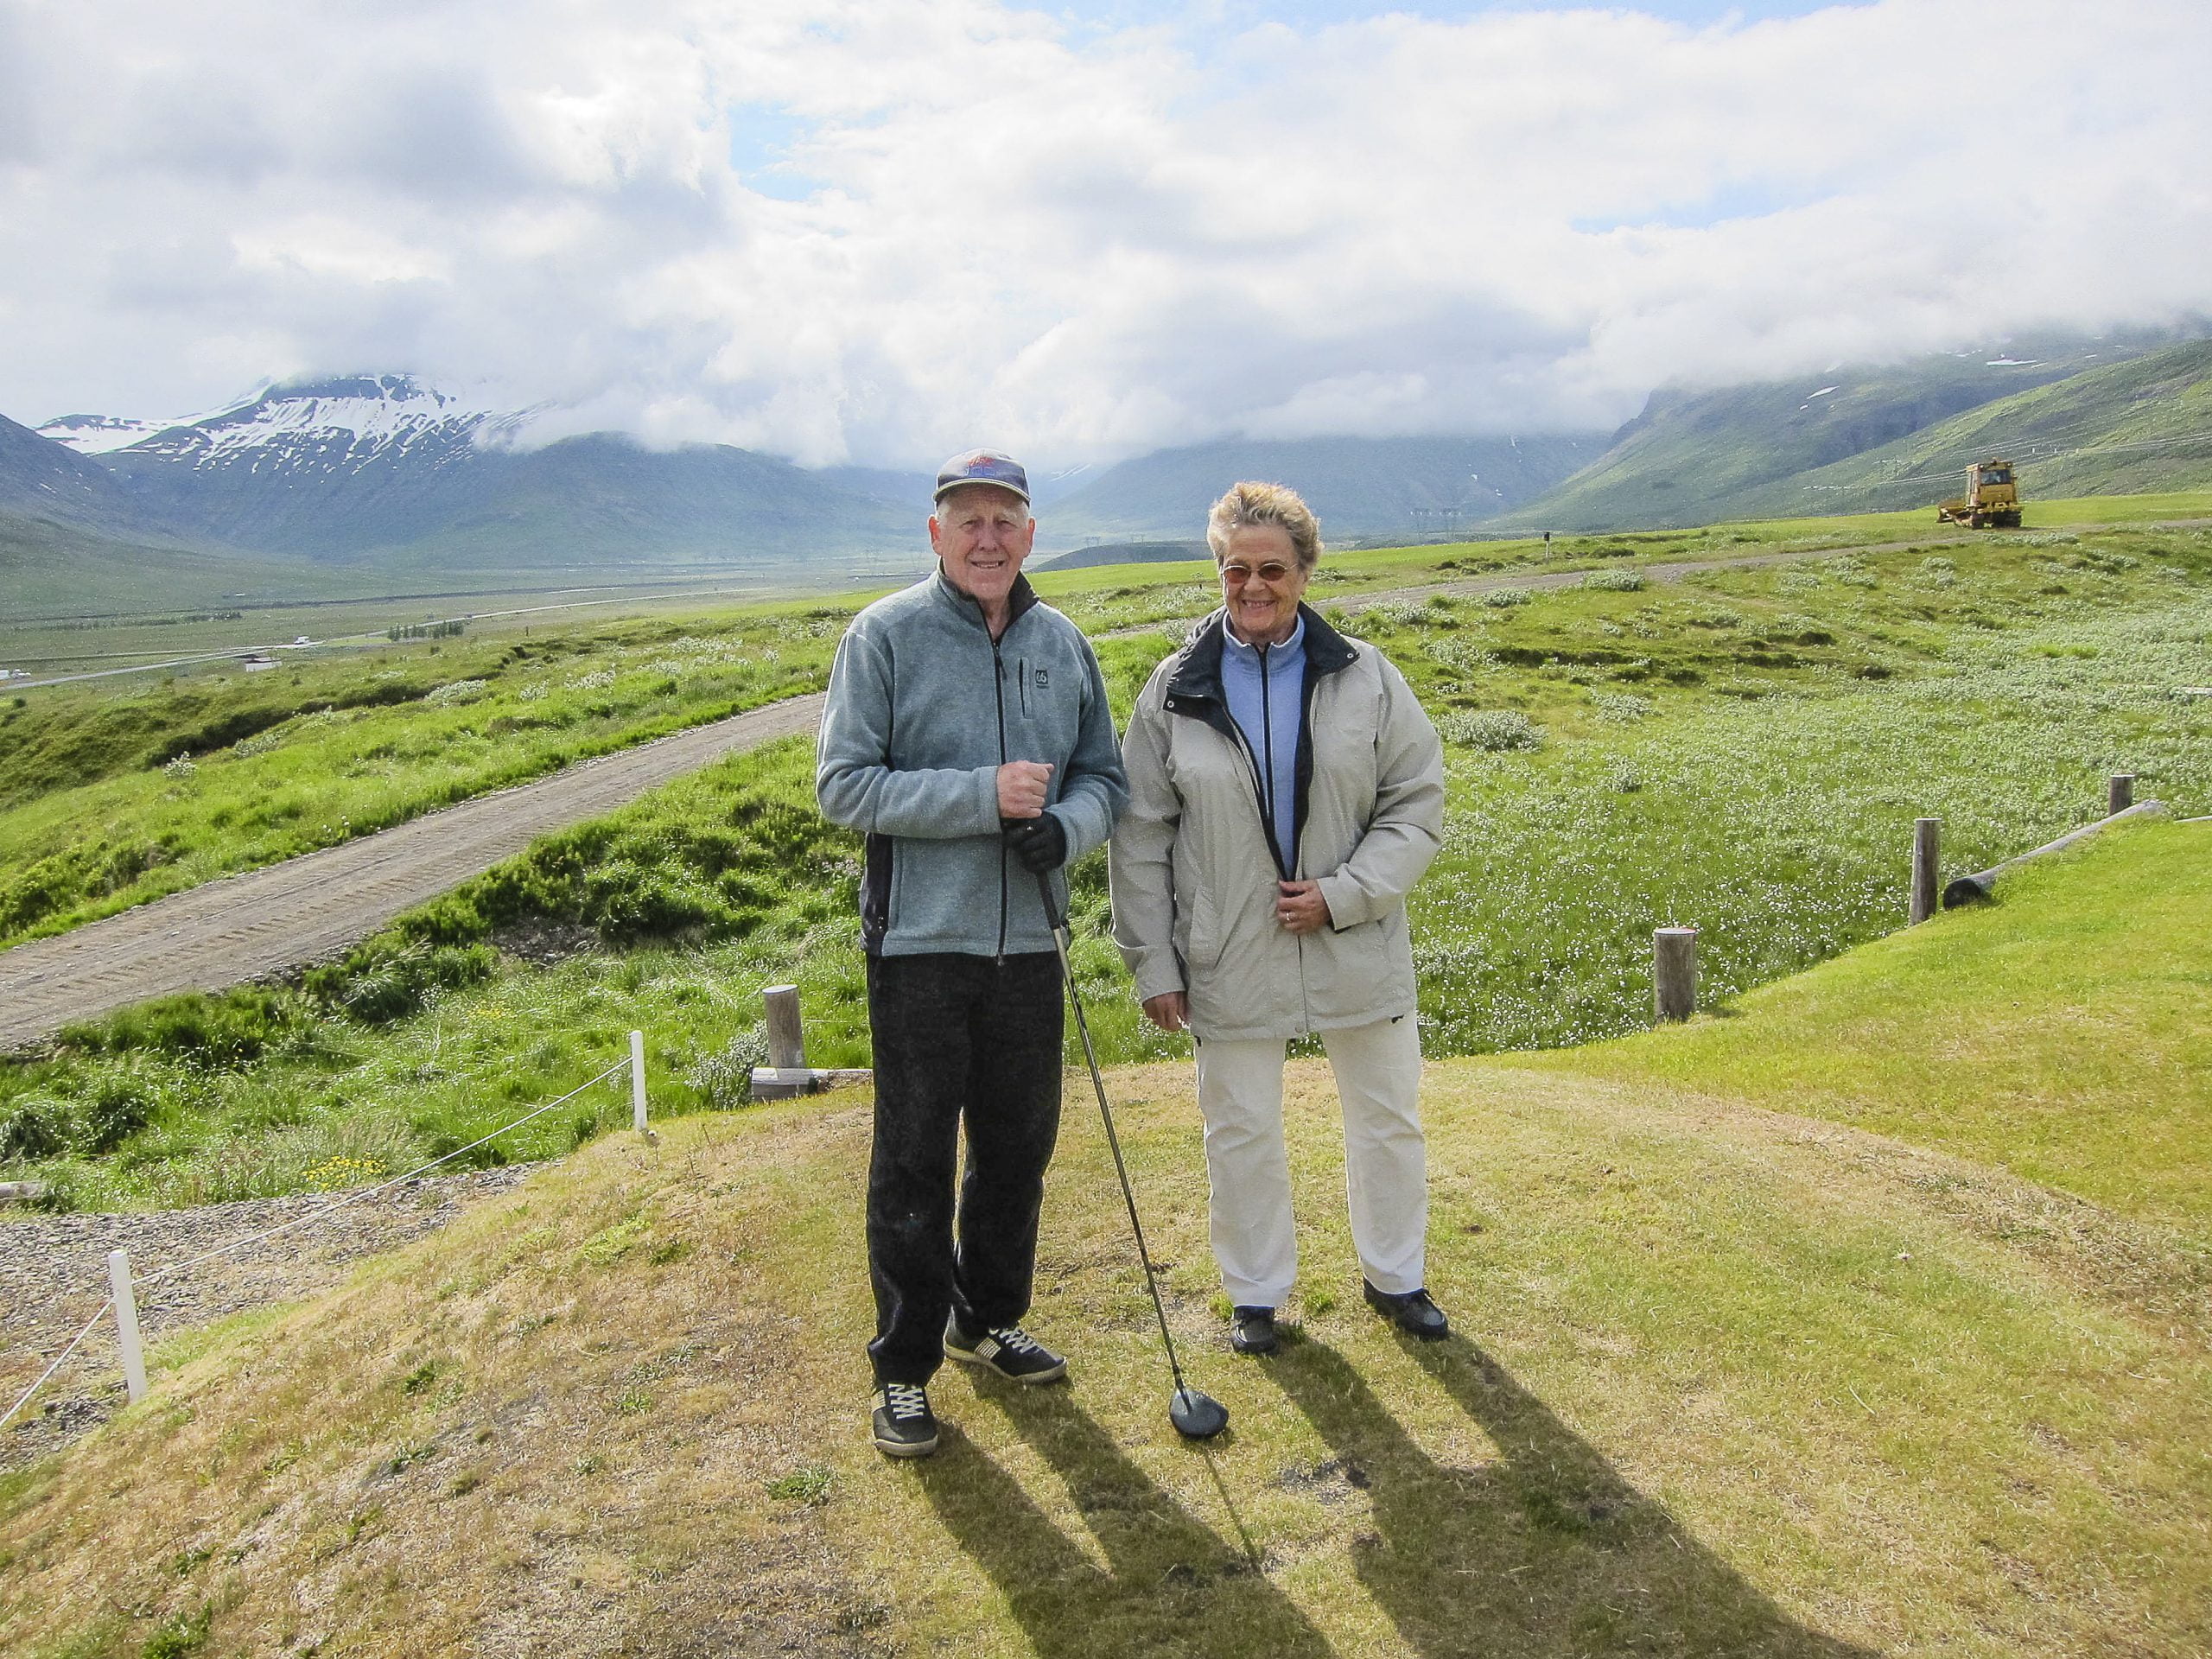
1217,523,1309,645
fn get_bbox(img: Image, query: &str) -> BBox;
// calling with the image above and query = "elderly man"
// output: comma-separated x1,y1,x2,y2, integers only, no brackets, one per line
817,449,1128,1459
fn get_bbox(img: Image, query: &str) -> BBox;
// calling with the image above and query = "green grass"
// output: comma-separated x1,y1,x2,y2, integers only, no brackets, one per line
4,830,2207,1651
7,524,2211,1210
1538,815,2212,1237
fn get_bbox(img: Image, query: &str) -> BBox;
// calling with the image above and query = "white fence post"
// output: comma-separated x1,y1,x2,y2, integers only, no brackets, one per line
107,1248,148,1404
630,1030,648,1133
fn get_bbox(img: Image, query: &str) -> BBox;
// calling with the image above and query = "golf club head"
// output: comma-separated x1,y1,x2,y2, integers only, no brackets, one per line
1169,1386,1230,1440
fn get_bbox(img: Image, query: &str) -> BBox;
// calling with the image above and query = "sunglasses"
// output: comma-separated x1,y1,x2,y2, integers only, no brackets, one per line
1219,561,1296,586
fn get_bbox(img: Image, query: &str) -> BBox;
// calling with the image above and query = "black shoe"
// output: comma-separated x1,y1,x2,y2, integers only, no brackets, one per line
1230,1306,1279,1356
944,1317,1068,1384
871,1382,940,1458
1363,1281,1450,1341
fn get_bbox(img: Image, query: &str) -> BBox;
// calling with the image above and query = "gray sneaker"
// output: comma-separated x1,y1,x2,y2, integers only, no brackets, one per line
944,1318,1068,1383
871,1382,940,1458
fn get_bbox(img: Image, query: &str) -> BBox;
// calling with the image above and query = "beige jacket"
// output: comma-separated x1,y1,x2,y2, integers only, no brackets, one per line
1109,607,1446,1042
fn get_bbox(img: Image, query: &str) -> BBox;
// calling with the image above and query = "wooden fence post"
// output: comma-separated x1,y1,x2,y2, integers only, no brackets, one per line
107,1249,148,1405
1910,817,1941,925
630,1030,648,1133
1653,928,1697,1023
764,986,807,1071
2109,773,2135,817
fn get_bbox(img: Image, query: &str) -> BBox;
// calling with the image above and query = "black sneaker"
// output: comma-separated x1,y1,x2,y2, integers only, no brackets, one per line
944,1318,1068,1384
1230,1306,1279,1355
871,1382,940,1458
1363,1281,1450,1341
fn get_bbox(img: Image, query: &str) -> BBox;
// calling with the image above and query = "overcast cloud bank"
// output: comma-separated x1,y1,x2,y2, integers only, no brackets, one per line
2,0,2205,469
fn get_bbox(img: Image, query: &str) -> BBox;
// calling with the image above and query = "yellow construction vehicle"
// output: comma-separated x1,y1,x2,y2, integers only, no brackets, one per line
1936,459,2022,528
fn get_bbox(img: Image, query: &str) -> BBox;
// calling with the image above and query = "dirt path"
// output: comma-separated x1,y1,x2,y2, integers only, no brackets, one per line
0,695,823,1050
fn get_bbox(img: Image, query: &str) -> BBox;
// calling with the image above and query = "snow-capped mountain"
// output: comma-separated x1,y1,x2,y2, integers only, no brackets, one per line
30,373,915,568
47,374,531,474
35,411,186,455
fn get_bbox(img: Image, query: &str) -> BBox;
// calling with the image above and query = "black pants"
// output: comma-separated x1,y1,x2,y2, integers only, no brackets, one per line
865,950,1065,1385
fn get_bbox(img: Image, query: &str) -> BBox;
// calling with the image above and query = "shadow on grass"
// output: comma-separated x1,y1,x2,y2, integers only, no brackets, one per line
1267,1335,1878,1658
915,1386,1332,1657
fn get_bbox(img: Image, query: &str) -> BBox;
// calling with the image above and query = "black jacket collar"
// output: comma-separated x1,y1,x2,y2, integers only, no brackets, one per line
1164,602,1356,709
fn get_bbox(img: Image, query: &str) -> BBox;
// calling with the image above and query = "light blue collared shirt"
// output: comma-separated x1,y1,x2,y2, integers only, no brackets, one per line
1220,614,1306,873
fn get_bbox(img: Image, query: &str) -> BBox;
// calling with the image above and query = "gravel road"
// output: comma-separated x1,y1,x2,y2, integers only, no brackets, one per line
1,1166,534,1470
0,694,824,1050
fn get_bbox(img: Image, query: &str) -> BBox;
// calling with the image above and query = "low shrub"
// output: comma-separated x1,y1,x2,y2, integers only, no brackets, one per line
303,938,497,1025
1591,691,1655,721
1439,709,1543,751
688,1025,772,1109
1483,588,1535,608
1582,570,1645,592
64,988,312,1069
0,1092,74,1160
1427,639,1496,676
79,1068,162,1153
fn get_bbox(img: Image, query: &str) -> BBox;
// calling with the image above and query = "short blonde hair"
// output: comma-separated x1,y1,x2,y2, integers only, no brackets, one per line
1206,480,1321,571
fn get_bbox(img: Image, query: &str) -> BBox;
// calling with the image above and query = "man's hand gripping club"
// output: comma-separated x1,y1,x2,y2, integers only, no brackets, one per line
999,760,1066,874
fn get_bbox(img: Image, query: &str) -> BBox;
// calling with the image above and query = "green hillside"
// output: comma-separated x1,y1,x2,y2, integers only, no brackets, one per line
1729,340,2212,520
1498,346,2107,531
3,821,2207,1656
1503,332,2212,532
0,508,315,622
1540,815,2212,1237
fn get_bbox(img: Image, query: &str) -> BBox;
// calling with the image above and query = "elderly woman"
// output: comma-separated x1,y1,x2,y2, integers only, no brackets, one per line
1109,481,1448,1355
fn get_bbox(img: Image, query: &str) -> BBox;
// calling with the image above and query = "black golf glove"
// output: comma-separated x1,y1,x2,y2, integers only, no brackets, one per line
1002,813,1068,874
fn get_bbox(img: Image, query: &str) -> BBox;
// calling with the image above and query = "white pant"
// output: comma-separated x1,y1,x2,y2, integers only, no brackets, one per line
1192,1015,1427,1307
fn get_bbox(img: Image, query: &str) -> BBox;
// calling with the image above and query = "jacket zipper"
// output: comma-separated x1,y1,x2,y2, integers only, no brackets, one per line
992,635,1010,962
1257,644,1281,871
1256,643,1308,1028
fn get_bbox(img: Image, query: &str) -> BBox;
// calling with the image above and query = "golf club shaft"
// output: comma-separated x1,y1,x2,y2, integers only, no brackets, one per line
1039,878,1194,1397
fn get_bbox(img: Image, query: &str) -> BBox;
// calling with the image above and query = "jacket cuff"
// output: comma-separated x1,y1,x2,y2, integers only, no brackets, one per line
1317,872,1376,930
1128,950,1188,1004
973,764,1003,831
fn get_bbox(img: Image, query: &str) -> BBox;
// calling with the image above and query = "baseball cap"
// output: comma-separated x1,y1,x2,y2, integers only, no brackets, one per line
933,449,1031,507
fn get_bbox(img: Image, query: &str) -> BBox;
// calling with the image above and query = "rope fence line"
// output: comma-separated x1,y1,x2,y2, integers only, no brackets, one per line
137,1054,632,1289
0,1304,114,1434
1,1039,645,1438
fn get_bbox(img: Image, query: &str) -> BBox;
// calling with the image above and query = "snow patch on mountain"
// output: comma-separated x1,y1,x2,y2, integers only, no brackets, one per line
44,376,537,474
37,410,206,454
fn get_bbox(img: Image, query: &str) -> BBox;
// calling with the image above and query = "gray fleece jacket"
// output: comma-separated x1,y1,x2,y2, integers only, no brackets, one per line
817,569,1128,957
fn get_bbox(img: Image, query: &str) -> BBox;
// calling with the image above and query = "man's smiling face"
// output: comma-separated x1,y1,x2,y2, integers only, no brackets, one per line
930,484,1035,607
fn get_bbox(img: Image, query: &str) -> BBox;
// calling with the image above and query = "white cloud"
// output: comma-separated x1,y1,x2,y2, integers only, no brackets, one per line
0,0,2205,466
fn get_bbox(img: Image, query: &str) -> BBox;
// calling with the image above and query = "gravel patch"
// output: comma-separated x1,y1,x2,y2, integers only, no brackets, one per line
2,1166,536,1471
